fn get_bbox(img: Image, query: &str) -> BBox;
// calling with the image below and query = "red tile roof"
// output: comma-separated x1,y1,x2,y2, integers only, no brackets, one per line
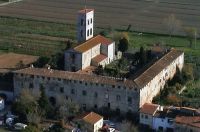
74,35,113,53
13,68,138,89
175,116,200,128
134,49,183,88
78,9,94,14
92,54,107,63
82,112,103,125
140,103,159,115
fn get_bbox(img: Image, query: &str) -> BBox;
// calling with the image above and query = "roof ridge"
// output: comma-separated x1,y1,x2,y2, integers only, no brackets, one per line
74,35,101,50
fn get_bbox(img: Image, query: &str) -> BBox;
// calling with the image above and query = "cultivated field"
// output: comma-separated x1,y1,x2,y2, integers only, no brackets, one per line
0,0,200,35
0,53,38,69
0,17,76,56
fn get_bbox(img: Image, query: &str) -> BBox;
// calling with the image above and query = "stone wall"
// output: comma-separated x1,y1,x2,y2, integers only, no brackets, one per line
13,73,140,113
139,53,184,108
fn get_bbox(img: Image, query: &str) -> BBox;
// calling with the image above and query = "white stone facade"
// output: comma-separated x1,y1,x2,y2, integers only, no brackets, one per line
77,9,94,43
153,116,174,132
93,118,103,132
64,36,115,72
139,52,184,108
65,8,115,72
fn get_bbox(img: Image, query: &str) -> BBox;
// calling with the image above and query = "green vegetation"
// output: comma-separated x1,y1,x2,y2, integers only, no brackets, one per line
11,87,81,131
0,16,76,56
1,16,199,108
153,64,200,108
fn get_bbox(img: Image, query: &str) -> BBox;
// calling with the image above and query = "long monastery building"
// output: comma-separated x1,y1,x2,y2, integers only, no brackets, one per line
13,49,184,113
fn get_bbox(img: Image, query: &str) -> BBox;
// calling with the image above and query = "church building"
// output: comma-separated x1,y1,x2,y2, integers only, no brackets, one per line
64,9,115,72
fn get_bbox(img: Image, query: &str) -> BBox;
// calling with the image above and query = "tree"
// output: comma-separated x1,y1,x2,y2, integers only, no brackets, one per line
12,88,38,121
182,63,194,81
15,60,25,69
33,56,50,68
167,95,181,106
38,86,52,118
118,37,129,52
139,46,147,66
58,100,80,121
163,14,182,38
120,121,138,132
94,65,104,75
27,111,42,127
99,30,109,37
49,52,64,70
184,27,198,48
65,40,73,50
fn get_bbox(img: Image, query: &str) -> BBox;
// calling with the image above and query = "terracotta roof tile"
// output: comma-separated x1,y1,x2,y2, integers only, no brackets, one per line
74,35,113,53
82,112,103,125
134,49,183,88
13,68,138,89
92,54,107,63
140,103,159,115
175,116,200,128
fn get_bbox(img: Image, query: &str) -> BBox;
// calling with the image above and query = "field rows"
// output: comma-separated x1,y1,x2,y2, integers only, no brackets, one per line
0,0,200,35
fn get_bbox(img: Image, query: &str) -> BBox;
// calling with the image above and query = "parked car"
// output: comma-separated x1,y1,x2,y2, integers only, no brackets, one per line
14,123,27,130
103,120,116,129
109,128,115,132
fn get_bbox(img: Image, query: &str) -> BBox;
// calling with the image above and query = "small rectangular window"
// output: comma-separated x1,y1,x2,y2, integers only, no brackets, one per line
71,89,75,94
90,28,92,35
29,83,33,89
116,95,121,101
87,30,89,37
82,90,87,96
128,97,132,104
60,87,64,93
88,20,90,25
91,18,92,24
94,92,98,98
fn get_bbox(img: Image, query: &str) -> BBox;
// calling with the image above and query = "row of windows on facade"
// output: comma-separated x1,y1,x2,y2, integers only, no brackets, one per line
69,88,133,104
20,73,138,91
28,83,133,104
81,18,93,26
141,114,173,124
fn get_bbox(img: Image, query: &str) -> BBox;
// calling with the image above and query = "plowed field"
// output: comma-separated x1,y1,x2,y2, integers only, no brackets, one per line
0,0,200,35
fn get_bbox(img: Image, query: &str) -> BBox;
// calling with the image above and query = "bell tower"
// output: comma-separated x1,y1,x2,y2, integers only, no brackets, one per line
77,8,94,43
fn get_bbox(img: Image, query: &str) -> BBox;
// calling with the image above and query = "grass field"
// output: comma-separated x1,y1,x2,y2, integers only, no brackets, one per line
0,16,76,56
0,16,199,57
0,0,200,35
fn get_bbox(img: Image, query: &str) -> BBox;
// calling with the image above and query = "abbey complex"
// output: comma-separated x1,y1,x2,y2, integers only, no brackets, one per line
12,9,184,113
